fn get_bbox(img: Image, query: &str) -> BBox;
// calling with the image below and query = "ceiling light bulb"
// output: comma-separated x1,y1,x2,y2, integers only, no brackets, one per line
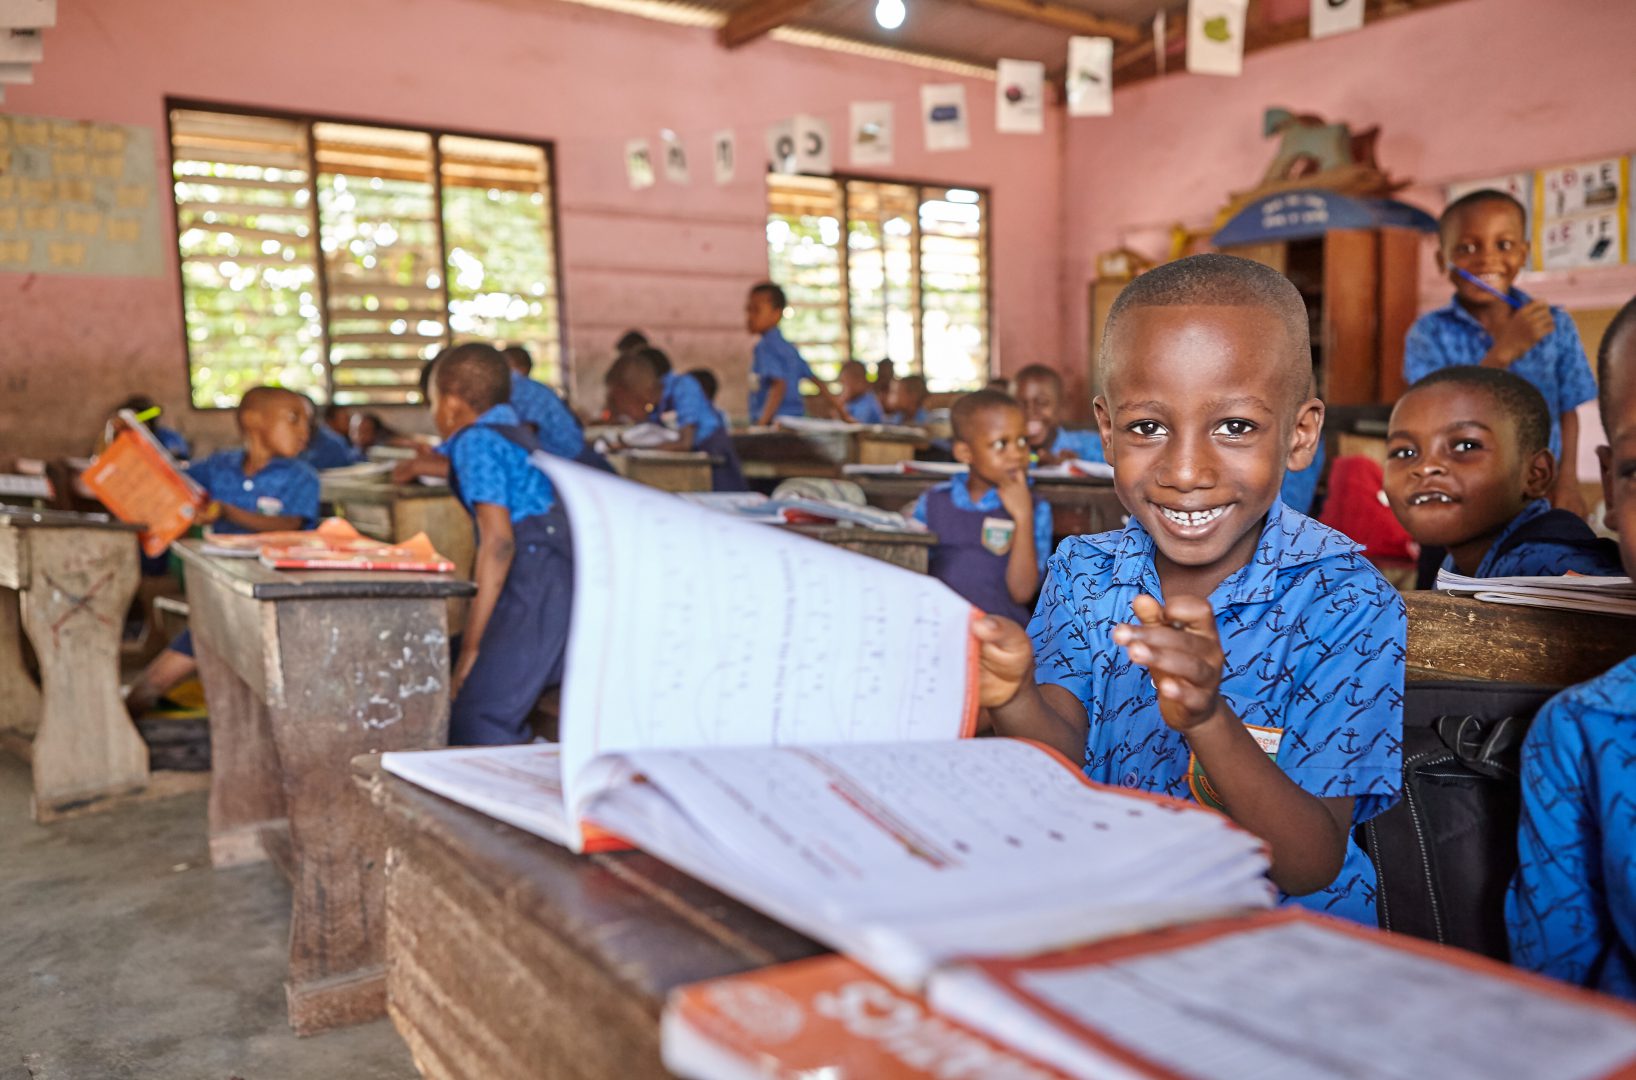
875,0,906,30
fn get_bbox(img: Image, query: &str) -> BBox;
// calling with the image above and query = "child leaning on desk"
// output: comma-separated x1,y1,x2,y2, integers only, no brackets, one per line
604,347,748,492
124,386,320,715
974,255,1406,926
1507,297,1636,1000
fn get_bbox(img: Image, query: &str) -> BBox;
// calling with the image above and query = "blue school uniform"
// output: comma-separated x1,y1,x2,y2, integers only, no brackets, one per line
886,407,930,427
509,371,586,461
912,478,1052,624
1404,291,1598,456
749,327,815,421
1508,657,1636,1000
1442,498,1623,578
300,424,363,470
658,372,746,492
1049,427,1105,465
154,425,191,462
444,404,573,746
1029,500,1405,925
1279,441,1327,516
845,392,886,425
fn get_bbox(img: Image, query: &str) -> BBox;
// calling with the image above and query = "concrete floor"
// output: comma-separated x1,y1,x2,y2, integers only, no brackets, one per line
0,756,416,1079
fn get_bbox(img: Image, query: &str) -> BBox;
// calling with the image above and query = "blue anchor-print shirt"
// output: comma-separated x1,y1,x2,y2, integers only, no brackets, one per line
1028,499,1406,925
1508,656,1636,1000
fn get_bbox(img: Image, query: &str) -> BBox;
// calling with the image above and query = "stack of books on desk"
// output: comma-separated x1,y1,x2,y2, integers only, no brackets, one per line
200,517,456,572
1435,569,1636,617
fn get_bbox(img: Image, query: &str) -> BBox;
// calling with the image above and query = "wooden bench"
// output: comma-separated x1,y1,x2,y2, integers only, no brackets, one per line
853,473,1128,544
1404,590,1636,686
175,541,474,1036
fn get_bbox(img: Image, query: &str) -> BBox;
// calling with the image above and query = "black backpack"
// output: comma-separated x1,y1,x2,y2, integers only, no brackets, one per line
1358,679,1559,960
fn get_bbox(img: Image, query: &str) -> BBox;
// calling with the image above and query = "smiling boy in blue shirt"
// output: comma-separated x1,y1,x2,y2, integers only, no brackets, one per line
1507,297,1636,999
605,347,748,492
975,254,1405,926
1014,364,1104,465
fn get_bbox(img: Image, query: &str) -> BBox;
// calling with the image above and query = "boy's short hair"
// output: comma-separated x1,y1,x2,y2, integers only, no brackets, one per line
687,367,719,402
877,359,895,375
899,374,928,396
236,386,300,429
1013,363,1062,392
502,344,534,374
1405,366,1551,456
1438,189,1528,245
616,330,649,353
1598,296,1636,430
433,343,512,413
1099,253,1311,400
840,359,867,379
950,388,1019,443
750,281,787,310
606,347,666,388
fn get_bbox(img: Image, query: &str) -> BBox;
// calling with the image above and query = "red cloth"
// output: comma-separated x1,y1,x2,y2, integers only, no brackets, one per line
1318,456,1417,562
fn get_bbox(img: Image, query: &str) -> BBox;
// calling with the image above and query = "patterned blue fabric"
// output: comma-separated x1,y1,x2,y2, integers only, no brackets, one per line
1028,500,1405,925
1508,657,1636,1000
1441,498,1624,578
154,425,191,462
659,372,724,442
445,405,557,521
1050,426,1105,464
509,371,586,460
845,392,886,425
749,328,816,420
1404,292,1598,455
299,424,363,470
185,450,319,533
1280,440,1327,516
912,477,1054,572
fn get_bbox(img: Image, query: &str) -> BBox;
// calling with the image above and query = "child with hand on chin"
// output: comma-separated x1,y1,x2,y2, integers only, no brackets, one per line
975,255,1405,925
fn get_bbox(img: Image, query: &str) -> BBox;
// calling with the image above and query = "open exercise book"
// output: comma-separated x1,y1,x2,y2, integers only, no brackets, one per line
1436,568,1636,617
665,909,1636,1080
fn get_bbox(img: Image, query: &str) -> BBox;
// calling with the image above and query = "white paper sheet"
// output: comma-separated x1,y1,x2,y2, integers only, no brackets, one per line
1309,0,1364,39
712,129,736,185
995,59,1045,134
850,101,894,167
1066,37,1113,118
1186,0,1248,76
921,84,970,152
381,743,574,846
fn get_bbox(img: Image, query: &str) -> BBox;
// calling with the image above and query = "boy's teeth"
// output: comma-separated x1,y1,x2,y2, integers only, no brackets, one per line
1159,506,1227,527
1410,492,1454,505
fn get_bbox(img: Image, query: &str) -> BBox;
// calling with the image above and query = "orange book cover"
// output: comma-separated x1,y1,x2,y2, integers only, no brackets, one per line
663,953,1070,1080
199,517,456,573
81,413,208,557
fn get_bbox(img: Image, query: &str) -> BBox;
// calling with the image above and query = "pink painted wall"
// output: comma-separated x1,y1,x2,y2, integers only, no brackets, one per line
0,0,1065,457
1063,0,1636,472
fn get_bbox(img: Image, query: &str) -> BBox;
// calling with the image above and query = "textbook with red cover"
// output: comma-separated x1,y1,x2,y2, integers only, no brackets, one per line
199,517,456,573
81,411,208,557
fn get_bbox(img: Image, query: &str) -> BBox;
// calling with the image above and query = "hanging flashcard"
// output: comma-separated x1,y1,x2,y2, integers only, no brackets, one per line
995,59,1045,134
1539,158,1625,220
794,114,833,176
1539,211,1623,271
713,130,736,185
1534,158,1627,271
850,102,894,167
1186,0,1248,76
766,119,797,174
661,131,689,185
625,138,655,190
921,84,970,153
1066,37,1113,118
1310,0,1364,39
1153,10,1168,77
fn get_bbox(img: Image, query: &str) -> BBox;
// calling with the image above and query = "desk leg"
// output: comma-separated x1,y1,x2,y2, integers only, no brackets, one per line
268,598,452,1036
18,530,147,821
0,589,43,741
195,637,288,867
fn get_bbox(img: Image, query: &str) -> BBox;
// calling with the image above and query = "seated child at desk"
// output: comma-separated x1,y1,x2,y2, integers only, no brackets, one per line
1507,296,1636,999
912,390,1050,625
974,254,1404,926
299,397,365,470
838,359,886,424
1382,366,1621,579
874,359,896,414
125,387,320,714
746,281,849,426
605,348,748,492
884,374,930,427
1014,364,1104,464
431,344,574,745
105,395,191,462
1404,189,1599,516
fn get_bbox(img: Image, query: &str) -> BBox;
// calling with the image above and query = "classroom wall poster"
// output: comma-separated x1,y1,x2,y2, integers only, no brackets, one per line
766,119,796,174
625,138,655,190
712,129,736,185
1533,157,1627,271
1066,37,1113,118
794,114,833,176
1186,0,1248,76
661,130,689,185
1446,172,1533,220
1309,0,1365,39
0,114,165,276
849,102,894,167
921,84,970,152
995,59,1045,135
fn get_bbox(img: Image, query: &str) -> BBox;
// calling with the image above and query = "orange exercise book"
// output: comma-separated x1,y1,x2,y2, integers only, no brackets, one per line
80,411,208,557
200,517,455,573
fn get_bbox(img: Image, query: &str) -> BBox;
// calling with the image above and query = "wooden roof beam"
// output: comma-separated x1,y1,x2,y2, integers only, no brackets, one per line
718,0,819,47
948,0,1142,43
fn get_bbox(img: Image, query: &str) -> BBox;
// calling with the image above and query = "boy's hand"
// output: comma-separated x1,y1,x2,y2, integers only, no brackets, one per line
452,648,477,697
1112,594,1226,732
972,614,1035,708
1490,300,1555,365
199,500,223,525
995,469,1033,521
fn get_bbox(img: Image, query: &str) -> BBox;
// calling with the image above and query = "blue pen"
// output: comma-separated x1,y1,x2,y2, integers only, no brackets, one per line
1454,267,1524,310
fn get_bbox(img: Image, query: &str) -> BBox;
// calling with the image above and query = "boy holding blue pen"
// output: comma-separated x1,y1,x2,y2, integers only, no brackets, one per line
1404,189,1598,516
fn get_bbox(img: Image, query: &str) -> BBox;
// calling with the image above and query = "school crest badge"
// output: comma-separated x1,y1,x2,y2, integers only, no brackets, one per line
980,516,1015,556
1188,723,1283,812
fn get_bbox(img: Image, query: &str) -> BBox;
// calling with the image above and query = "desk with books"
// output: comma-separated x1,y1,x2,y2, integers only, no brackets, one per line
785,523,934,573
608,450,713,493
321,477,476,578
174,541,474,1035
734,425,927,482
1404,590,1636,687
853,472,1128,544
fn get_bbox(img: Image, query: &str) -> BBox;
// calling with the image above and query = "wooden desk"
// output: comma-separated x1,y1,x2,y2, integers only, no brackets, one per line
853,474,1128,543
1405,591,1636,687
357,758,824,1079
734,427,928,482
609,451,712,493
175,542,474,1035
0,507,153,821
784,524,934,574
322,478,476,578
